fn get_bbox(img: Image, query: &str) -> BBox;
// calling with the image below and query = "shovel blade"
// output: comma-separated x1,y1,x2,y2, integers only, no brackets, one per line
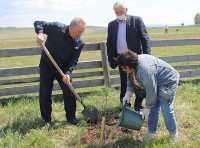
82,106,100,123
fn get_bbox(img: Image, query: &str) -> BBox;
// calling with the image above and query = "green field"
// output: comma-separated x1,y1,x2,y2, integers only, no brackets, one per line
1,26,200,69
0,26,200,147
1,25,200,49
0,84,200,147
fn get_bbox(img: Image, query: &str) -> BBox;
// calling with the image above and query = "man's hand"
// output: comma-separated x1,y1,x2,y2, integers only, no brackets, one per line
123,96,130,106
122,91,133,105
36,33,45,47
62,74,71,85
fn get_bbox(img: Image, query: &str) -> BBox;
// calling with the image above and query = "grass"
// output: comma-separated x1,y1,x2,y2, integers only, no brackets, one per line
0,51,102,68
0,25,200,49
0,26,200,72
0,45,200,68
148,25,200,40
0,84,200,147
0,25,200,147
1,26,200,68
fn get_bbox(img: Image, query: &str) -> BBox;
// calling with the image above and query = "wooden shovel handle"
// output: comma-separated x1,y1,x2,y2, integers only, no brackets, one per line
41,44,84,104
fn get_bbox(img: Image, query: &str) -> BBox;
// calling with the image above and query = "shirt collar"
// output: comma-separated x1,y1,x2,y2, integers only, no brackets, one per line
117,19,127,24
64,26,68,36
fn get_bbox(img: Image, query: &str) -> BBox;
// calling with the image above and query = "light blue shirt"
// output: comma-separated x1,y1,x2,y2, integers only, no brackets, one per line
127,54,180,108
117,22,128,54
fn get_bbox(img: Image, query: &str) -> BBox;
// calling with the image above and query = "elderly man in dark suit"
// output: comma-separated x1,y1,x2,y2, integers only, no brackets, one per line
106,2,151,111
34,17,86,125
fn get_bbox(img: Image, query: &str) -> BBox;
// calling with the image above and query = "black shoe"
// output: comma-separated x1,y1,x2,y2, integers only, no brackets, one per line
45,121,54,127
43,118,51,123
43,119,55,127
67,118,80,125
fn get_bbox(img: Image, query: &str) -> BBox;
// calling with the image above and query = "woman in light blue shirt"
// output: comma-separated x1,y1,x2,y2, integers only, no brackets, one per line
116,50,180,141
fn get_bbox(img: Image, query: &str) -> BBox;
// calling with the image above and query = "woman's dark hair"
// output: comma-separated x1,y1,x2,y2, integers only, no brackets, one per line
116,50,144,91
116,50,139,69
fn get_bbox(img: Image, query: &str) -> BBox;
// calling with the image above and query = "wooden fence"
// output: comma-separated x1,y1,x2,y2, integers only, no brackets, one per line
0,39,200,97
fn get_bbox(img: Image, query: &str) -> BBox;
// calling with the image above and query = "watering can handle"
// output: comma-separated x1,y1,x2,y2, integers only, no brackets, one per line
124,101,145,119
124,101,131,108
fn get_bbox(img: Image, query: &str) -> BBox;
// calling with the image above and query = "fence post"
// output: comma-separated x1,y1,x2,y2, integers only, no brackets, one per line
100,42,111,87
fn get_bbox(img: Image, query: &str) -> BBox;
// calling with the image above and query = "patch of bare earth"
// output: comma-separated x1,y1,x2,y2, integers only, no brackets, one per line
80,117,148,145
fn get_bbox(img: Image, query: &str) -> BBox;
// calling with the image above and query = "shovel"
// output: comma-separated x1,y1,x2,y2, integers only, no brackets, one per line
41,44,100,123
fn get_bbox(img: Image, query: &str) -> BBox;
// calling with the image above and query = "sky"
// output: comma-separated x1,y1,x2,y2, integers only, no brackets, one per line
0,0,199,27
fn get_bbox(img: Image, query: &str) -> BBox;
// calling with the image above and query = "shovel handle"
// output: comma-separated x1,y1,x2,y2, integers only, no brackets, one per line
41,44,85,106
42,44,65,77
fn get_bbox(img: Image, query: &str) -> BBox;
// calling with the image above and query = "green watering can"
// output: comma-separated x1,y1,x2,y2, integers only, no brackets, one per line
119,103,144,130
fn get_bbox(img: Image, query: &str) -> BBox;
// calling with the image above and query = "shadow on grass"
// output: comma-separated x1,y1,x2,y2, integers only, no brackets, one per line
0,110,86,139
0,116,46,137
86,136,174,148
0,95,37,106
0,111,84,138
87,137,173,148
87,136,144,148
0,117,76,138
0,90,102,106
101,106,121,120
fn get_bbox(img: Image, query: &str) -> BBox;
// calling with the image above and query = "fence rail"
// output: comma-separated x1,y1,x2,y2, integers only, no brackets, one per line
1,39,200,97
0,61,102,77
0,44,100,58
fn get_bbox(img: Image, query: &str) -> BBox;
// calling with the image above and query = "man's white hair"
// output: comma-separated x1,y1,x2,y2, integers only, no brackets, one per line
70,17,86,27
113,1,127,10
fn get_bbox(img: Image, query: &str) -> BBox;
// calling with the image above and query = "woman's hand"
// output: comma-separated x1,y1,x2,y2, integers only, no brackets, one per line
123,91,133,105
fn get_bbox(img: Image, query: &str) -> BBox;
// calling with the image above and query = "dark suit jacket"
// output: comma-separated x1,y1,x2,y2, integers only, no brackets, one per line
34,21,85,76
106,15,151,69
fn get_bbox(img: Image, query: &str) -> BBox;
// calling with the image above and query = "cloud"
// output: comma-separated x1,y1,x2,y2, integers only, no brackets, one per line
10,0,96,12
131,5,197,25
0,0,98,27
1,0,199,27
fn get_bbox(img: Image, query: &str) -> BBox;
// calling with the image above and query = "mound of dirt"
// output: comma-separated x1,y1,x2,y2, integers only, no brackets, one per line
80,117,148,145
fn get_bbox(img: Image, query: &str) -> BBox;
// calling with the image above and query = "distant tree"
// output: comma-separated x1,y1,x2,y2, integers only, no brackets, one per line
164,25,168,33
181,23,184,27
194,13,200,25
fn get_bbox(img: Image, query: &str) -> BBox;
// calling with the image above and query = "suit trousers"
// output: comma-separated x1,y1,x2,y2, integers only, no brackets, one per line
119,67,144,111
39,64,76,122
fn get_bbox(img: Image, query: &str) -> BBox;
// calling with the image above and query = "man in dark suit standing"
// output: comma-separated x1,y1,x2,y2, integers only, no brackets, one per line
106,2,151,111
34,17,86,125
